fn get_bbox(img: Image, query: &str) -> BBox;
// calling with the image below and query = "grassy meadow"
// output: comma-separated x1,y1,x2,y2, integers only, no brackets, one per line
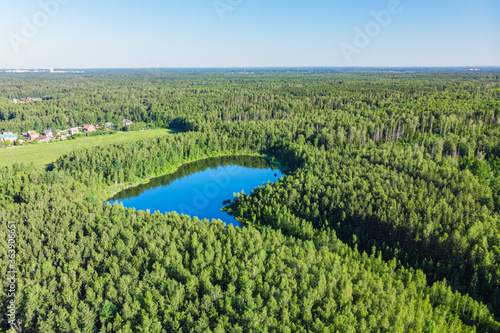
0,129,172,168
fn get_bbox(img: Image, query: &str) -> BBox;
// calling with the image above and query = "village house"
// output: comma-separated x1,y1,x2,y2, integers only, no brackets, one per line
119,119,133,126
37,137,50,143
82,124,96,132
27,131,39,141
43,129,54,138
68,128,79,135
105,122,113,127
0,133,18,142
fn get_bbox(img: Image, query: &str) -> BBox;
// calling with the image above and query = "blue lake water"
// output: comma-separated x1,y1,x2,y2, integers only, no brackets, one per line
108,156,284,227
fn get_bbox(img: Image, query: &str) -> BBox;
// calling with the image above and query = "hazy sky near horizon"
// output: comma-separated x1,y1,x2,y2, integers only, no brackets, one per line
0,0,499,68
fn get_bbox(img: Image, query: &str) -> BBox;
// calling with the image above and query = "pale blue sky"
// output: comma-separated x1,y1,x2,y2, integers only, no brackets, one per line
0,0,499,68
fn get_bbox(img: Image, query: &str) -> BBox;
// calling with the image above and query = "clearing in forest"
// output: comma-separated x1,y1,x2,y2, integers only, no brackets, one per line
0,129,172,168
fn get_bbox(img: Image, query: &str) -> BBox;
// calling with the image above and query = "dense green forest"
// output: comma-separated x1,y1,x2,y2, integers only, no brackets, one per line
1,69,500,332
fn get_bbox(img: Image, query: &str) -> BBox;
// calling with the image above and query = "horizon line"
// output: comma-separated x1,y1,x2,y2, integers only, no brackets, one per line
2,66,500,70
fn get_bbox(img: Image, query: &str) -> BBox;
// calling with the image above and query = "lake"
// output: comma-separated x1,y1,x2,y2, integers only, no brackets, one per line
108,155,285,226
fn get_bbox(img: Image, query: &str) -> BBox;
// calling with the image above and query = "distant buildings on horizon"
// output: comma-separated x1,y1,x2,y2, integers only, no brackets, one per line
12,97,42,104
3,68,84,74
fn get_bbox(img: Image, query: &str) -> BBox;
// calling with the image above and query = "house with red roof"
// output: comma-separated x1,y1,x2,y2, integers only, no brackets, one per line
37,137,50,143
82,124,96,132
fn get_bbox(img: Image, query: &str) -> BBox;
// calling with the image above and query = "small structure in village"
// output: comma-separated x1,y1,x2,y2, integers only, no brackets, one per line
37,137,50,143
119,119,133,126
82,124,96,132
43,129,54,138
0,133,18,142
68,128,79,135
26,131,40,141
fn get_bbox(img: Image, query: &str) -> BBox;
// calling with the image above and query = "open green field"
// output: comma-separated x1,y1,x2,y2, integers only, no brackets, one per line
0,129,172,168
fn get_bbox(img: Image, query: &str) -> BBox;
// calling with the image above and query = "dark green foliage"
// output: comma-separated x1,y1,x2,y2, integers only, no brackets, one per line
0,166,497,332
1,70,500,332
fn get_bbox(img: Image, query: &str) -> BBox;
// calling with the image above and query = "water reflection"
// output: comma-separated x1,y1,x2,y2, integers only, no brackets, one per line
108,155,284,226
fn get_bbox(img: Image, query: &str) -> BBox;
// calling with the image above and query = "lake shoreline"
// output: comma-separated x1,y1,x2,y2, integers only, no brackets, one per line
100,151,287,203
104,154,286,226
